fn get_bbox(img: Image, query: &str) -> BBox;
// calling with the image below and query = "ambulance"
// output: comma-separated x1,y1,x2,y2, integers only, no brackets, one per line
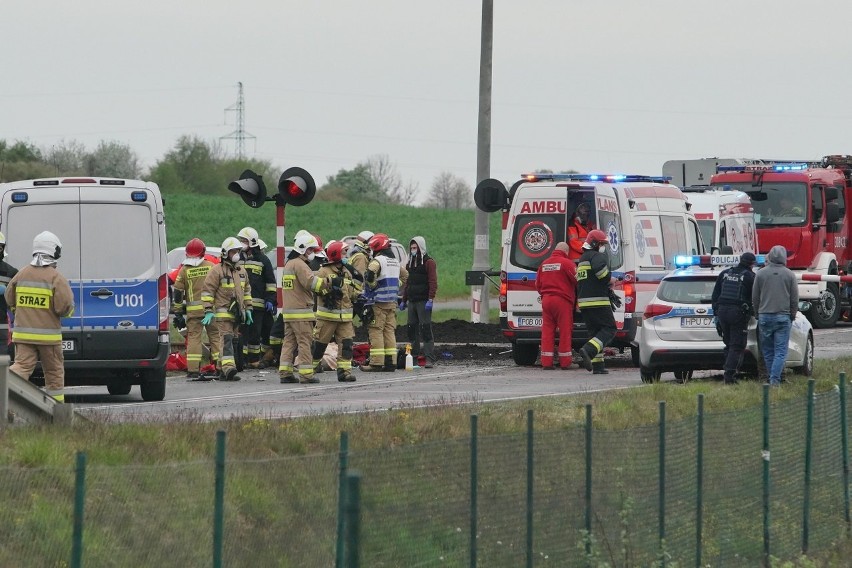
681,186,758,255
474,173,706,366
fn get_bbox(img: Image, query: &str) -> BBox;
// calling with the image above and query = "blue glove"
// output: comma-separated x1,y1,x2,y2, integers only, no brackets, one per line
265,301,275,314
425,299,433,312
398,299,407,311
201,312,214,326
245,310,254,326
0,284,6,295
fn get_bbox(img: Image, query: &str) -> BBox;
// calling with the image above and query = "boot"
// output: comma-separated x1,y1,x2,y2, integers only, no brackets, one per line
299,373,320,384
337,368,356,382
592,362,609,375
253,345,280,369
382,354,396,372
359,362,383,372
311,342,327,375
224,368,242,381
280,372,299,384
578,347,594,372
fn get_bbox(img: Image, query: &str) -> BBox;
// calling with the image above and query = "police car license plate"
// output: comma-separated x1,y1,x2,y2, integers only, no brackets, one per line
518,317,543,327
680,317,714,328
61,340,75,352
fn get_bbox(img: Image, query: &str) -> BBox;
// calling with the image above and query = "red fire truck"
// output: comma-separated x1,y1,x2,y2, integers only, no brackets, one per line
709,156,852,328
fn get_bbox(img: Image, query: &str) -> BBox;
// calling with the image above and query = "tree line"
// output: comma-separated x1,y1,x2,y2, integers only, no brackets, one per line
0,136,473,209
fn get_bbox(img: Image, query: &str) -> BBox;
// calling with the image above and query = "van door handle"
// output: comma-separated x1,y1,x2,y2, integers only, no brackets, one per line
91,288,114,298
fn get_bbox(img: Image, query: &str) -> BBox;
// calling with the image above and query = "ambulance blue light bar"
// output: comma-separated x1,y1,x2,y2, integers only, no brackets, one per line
522,173,671,183
674,254,765,268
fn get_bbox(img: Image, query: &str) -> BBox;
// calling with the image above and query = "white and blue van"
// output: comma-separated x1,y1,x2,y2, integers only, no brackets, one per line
0,177,170,401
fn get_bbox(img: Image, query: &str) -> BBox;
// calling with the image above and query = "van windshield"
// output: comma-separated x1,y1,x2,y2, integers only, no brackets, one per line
712,182,807,227
81,204,156,280
697,220,715,250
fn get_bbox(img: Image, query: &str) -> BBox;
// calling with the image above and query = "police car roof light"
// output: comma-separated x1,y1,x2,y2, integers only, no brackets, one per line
521,173,671,184
674,254,766,269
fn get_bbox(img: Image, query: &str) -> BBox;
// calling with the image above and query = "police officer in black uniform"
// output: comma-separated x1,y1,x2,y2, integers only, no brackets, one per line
576,230,620,374
711,252,757,384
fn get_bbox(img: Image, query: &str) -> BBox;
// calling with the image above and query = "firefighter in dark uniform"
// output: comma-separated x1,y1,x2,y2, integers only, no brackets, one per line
576,230,619,374
0,232,19,357
711,252,756,384
237,227,277,368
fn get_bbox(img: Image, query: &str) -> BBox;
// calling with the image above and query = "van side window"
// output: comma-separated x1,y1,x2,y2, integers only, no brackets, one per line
661,216,688,270
718,220,727,250
597,210,623,270
686,219,701,254
509,214,565,272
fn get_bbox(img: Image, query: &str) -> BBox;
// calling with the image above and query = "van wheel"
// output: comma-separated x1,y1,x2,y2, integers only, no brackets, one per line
512,343,539,366
140,367,166,401
808,284,840,328
107,383,132,396
640,367,661,383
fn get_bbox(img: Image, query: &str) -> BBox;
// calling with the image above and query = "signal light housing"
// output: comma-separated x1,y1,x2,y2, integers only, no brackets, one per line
277,166,316,207
228,169,267,208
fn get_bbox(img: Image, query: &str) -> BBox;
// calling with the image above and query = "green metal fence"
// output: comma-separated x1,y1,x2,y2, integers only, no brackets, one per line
1,376,851,567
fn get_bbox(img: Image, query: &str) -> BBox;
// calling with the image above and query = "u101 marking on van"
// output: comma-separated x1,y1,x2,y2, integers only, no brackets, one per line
115,293,144,308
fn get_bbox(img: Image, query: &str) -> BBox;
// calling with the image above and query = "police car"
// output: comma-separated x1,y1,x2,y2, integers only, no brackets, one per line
634,254,814,382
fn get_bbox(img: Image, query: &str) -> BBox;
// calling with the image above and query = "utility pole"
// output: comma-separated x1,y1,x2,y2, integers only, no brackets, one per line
221,81,256,159
471,0,493,324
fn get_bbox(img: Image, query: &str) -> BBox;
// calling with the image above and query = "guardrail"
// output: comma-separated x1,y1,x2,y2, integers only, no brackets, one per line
0,355,76,428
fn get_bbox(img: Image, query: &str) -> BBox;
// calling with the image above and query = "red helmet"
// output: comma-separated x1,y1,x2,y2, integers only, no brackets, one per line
313,234,324,250
185,238,206,258
585,229,609,246
325,240,348,263
368,233,390,252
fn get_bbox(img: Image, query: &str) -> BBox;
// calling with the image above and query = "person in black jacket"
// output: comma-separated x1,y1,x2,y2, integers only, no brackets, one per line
711,252,756,384
401,236,438,368
0,232,19,357
576,230,618,374
237,227,277,368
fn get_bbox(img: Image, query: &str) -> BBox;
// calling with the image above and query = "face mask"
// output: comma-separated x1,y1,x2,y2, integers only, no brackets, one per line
306,252,316,262
599,246,607,254
410,248,418,255
231,253,241,263
241,243,249,251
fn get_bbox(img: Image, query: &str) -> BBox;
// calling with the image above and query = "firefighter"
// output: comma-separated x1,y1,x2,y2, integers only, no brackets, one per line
172,238,220,381
711,252,757,385
5,231,75,402
201,237,253,381
279,231,329,384
576,230,618,374
360,233,408,372
567,202,596,261
313,240,362,382
237,227,277,368
536,241,577,369
348,230,373,280
0,232,19,357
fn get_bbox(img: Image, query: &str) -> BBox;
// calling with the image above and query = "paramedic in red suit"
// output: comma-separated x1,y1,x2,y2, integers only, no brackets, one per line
536,241,577,369
567,202,596,261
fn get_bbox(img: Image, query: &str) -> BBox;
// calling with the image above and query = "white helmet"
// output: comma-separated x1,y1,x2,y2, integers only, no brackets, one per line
293,231,319,255
33,231,62,259
237,227,259,248
221,236,243,258
257,238,268,251
357,230,374,243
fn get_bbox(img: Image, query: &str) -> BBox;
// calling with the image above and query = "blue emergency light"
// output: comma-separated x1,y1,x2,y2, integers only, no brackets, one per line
674,254,766,268
716,163,809,173
522,173,671,183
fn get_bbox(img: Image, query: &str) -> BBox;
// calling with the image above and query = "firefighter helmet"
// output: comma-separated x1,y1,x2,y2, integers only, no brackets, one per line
33,231,62,259
221,237,243,258
293,232,320,254
325,240,348,263
185,238,206,258
314,234,326,258
257,238,267,251
368,233,390,253
237,227,259,248
357,230,375,243
585,229,609,249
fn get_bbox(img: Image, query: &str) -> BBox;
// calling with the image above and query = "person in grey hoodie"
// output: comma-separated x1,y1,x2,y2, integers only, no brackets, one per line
752,245,799,385
401,236,438,368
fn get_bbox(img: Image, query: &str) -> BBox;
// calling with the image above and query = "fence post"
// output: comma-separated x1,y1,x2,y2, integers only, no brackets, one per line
71,451,87,568
470,415,478,568
658,401,666,567
762,383,771,566
695,393,704,568
802,378,815,554
526,409,534,568
840,372,850,534
213,430,226,568
345,472,362,568
585,404,593,563
336,431,350,568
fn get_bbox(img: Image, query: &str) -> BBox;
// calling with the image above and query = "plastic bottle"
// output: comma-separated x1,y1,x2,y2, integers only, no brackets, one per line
405,343,414,371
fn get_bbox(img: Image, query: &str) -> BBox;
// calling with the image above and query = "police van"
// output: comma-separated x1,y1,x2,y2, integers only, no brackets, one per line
682,186,758,255
0,177,170,401
474,173,705,366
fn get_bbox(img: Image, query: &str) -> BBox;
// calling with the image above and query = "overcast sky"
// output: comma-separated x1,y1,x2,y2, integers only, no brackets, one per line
3,0,852,203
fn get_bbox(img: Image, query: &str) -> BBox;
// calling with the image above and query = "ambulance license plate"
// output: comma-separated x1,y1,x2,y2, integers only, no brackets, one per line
680,317,714,328
62,340,75,352
518,317,543,327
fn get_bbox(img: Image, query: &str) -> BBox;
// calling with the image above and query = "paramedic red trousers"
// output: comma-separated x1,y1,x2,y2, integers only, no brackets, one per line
540,296,574,368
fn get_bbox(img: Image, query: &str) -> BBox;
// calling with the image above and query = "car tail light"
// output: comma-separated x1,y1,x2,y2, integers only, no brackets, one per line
158,274,169,332
499,271,508,312
643,303,672,321
623,271,636,312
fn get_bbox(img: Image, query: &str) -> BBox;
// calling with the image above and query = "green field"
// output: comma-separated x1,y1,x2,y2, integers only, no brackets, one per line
163,193,503,299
